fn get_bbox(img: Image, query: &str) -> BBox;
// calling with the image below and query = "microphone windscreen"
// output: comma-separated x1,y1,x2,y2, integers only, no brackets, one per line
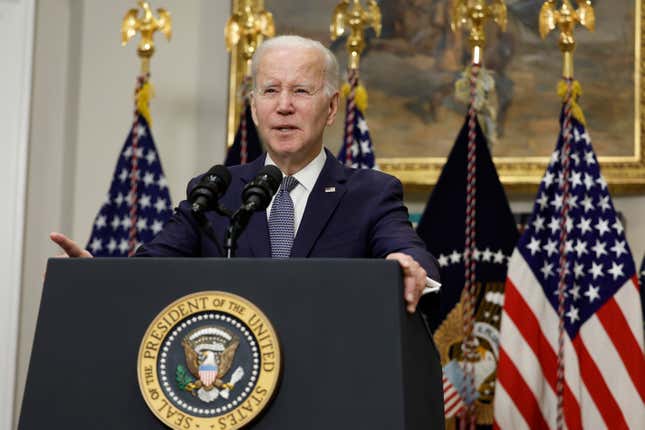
205,164,232,189
255,165,282,195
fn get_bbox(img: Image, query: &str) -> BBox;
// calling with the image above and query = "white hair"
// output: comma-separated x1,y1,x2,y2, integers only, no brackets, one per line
251,35,340,97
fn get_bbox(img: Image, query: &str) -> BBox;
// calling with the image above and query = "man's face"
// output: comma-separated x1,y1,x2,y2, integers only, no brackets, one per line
251,46,338,169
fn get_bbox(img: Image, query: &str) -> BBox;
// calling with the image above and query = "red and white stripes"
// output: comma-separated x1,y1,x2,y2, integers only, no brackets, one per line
494,251,645,429
444,374,466,418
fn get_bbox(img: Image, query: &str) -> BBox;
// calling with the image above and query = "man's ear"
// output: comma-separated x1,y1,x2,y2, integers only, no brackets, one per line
326,91,339,126
250,92,259,126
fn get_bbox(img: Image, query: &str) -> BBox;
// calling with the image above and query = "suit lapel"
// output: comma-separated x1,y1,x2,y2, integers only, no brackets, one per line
291,150,347,257
237,155,271,258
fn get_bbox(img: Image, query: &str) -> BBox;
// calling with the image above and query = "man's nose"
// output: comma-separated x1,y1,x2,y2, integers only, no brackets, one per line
276,90,295,115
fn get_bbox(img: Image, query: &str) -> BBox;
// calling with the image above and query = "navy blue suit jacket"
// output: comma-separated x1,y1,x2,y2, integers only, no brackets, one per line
136,149,439,281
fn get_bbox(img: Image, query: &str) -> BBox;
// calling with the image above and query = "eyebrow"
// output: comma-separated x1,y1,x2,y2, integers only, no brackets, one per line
258,82,315,87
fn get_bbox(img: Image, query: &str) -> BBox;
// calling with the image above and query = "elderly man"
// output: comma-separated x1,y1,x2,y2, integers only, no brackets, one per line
51,35,439,313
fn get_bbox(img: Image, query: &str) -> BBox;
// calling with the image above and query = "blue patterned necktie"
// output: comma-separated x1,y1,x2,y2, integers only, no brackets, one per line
269,176,299,258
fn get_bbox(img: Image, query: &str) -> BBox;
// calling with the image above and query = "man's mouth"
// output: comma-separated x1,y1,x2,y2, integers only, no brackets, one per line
273,125,298,132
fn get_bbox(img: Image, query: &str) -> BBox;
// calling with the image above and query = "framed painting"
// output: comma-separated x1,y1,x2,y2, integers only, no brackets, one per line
227,0,645,193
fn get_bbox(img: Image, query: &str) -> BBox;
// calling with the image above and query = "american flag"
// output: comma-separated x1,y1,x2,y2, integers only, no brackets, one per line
85,77,172,257
443,361,467,418
337,92,376,169
494,109,645,428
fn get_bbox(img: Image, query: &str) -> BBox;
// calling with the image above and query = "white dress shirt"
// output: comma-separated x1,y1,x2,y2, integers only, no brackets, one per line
264,147,327,235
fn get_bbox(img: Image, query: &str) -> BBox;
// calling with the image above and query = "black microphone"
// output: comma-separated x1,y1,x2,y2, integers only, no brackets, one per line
189,165,232,214
224,165,282,258
240,165,283,212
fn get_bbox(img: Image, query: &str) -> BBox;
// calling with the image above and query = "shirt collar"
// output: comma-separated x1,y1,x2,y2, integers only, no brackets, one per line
264,147,326,192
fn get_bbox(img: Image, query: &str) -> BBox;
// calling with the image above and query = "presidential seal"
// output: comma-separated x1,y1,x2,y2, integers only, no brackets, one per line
137,291,281,430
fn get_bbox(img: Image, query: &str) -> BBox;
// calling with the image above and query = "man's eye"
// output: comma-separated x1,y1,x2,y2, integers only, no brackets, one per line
294,88,310,94
263,88,278,94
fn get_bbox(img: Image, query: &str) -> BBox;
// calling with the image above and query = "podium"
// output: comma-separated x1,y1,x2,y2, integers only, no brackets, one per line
19,258,444,429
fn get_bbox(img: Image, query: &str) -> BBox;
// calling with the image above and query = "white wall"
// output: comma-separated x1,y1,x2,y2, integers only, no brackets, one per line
1,1,35,429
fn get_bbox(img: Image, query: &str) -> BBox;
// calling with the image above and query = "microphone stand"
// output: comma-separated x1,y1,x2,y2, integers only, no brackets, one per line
224,204,254,258
193,202,257,259
192,204,233,258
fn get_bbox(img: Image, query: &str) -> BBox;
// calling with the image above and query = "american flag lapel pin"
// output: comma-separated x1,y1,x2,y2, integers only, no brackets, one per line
324,186,336,193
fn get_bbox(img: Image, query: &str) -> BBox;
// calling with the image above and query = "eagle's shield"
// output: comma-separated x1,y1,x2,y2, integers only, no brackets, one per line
199,363,218,387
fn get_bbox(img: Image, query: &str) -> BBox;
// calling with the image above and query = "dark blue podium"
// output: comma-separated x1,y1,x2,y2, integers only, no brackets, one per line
20,258,444,429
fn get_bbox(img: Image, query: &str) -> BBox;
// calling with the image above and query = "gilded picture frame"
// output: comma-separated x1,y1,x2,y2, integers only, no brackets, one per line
227,0,645,193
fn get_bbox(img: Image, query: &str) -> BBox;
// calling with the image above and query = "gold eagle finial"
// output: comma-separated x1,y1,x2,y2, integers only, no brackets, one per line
539,0,595,78
224,0,275,77
330,0,382,70
121,1,171,72
451,0,507,65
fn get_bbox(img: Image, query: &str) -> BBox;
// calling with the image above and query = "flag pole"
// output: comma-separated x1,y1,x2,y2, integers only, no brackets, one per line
225,0,275,160
120,0,172,256
451,2,506,428
539,1,595,429
330,0,381,167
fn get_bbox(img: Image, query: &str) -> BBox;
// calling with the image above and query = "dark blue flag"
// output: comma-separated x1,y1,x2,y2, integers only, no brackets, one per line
85,77,172,256
338,96,375,169
225,101,262,166
416,115,518,425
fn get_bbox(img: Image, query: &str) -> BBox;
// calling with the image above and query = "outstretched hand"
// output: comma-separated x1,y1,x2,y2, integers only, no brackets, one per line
50,232,93,258
386,252,427,314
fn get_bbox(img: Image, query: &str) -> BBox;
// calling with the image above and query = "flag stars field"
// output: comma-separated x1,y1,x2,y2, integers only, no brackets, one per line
437,247,513,269
85,111,172,257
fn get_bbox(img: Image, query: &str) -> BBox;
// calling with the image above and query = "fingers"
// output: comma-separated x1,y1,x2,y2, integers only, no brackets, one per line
50,232,93,258
386,252,427,314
